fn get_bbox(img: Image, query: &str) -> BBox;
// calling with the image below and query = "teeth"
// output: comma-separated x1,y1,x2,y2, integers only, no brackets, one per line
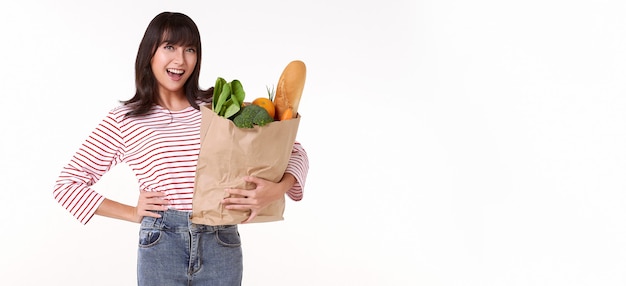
167,68,184,75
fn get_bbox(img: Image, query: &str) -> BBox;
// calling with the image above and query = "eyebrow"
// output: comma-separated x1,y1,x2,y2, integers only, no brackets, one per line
161,40,196,48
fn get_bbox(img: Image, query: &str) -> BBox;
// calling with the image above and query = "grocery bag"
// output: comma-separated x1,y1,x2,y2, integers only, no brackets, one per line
190,104,300,225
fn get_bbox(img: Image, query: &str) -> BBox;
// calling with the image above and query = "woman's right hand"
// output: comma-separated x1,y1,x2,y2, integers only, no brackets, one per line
95,191,169,224
134,190,170,221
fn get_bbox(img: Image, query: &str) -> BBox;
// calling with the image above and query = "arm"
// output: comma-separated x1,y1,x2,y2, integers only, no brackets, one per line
95,191,169,223
284,141,309,201
52,111,126,224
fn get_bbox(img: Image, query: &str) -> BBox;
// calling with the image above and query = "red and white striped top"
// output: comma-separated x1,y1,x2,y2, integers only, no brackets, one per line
53,104,309,224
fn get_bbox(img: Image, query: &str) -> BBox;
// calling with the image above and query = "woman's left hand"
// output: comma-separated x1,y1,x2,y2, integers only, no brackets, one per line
222,175,294,223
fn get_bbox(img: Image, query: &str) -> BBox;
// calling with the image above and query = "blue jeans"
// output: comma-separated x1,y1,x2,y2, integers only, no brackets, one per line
137,210,243,285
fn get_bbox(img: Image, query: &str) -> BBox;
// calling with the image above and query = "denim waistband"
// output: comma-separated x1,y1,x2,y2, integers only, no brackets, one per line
141,209,235,232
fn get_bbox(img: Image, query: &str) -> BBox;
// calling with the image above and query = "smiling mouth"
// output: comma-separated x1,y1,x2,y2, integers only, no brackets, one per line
167,68,184,75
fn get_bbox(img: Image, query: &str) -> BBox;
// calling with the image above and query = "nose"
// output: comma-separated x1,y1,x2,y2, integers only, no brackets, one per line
172,47,184,64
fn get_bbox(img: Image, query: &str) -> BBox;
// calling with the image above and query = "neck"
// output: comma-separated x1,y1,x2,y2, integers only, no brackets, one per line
157,92,191,111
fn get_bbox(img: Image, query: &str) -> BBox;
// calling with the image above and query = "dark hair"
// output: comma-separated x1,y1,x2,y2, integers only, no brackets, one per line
122,12,212,116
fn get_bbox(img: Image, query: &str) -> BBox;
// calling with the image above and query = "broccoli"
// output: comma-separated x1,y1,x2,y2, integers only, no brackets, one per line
232,104,274,128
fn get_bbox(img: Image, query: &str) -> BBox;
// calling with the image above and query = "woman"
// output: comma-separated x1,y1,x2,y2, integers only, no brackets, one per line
53,11,308,285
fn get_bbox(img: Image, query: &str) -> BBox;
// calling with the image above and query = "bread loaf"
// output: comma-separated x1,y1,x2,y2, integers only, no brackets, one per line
274,60,306,120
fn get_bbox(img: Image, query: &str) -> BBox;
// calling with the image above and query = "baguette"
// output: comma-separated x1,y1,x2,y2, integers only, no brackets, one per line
274,60,306,120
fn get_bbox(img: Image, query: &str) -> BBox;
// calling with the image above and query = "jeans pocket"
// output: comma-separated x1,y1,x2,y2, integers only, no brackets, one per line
215,225,241,247
138,229,162,247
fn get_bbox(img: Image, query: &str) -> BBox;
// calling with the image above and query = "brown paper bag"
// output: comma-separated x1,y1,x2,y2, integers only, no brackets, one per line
191,104,300,226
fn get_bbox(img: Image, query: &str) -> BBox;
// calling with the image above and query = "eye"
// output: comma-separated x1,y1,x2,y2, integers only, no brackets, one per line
163,45,175,50
185,47,196,53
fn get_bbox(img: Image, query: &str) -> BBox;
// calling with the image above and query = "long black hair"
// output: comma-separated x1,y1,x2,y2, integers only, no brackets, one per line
122,12,212,116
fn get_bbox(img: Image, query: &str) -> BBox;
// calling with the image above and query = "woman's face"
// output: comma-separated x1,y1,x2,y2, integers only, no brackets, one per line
150,41,197,97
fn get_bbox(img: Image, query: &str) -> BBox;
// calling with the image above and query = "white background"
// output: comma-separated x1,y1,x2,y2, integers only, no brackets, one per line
1,0,625,285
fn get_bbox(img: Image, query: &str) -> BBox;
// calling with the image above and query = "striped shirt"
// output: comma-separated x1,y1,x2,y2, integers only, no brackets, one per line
53,104,309,224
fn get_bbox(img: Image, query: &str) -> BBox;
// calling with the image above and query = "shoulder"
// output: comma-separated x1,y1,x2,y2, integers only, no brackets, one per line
107,104,161,120
98,104,130,123
109,104,133,116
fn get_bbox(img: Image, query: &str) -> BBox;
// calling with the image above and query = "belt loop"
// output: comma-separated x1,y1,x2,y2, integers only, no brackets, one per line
157,210,167,228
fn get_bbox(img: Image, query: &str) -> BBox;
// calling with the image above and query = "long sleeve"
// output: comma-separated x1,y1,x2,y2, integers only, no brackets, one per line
284,141,309,201
52,112,124,224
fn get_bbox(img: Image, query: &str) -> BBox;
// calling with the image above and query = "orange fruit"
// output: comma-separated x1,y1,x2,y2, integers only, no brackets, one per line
252,97,275,119
280,107,293,121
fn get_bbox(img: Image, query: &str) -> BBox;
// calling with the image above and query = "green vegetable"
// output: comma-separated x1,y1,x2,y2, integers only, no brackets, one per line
266,85,275,101
232,104,274,128
212,77,245,118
